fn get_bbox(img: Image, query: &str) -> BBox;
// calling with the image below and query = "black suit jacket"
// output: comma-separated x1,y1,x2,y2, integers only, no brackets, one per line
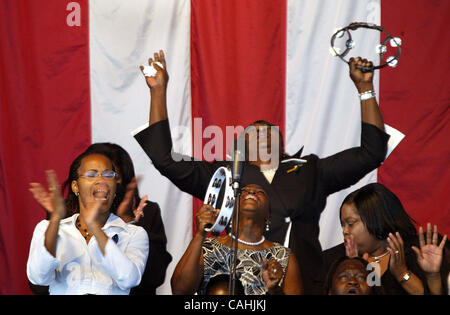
134,119,389,294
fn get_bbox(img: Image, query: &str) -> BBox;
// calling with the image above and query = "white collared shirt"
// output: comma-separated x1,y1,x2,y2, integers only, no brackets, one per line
27,213,149,295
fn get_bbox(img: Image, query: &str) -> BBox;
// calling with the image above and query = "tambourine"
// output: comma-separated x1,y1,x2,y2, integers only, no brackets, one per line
203,167,235,235
330,22,402,72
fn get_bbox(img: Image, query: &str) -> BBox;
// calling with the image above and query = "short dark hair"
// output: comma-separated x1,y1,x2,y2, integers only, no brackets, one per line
340,183,417,240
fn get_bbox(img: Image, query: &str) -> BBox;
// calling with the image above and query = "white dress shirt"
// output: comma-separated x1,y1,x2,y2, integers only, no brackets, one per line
27,213,149,295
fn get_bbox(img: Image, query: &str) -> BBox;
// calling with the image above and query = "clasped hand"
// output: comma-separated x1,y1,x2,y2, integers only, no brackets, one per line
262,258,283,290
195,204,219,237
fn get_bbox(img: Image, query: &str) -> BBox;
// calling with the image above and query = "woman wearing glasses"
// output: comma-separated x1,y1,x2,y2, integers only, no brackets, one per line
27,152,149,295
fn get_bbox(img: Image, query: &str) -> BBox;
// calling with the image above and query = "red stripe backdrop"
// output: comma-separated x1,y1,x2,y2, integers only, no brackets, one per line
379,0,450,236
0,0,91,294
190,0,287,231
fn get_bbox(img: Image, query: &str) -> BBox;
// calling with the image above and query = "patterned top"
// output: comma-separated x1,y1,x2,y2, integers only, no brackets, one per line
200,238,291,295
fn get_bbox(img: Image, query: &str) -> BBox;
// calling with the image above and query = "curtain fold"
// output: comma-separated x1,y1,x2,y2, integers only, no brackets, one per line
0,0,91,294
378,0,450,235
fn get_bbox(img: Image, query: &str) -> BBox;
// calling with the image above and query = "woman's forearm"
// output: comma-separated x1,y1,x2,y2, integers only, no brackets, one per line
44,215,61,257
171,233,205,294
400,272,425,295
426,273,443,295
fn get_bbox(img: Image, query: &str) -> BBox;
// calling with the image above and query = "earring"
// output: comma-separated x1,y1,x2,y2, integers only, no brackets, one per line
265,219,270,232
74,192,79,197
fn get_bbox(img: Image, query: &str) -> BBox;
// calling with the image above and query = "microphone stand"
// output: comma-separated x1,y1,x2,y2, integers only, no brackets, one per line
228,183,241,295
228,139,245,295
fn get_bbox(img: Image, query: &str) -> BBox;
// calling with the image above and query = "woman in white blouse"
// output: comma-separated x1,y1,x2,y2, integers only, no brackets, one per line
27,151,149,295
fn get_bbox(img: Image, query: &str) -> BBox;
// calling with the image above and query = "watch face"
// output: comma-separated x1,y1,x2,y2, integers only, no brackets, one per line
401,271,411,282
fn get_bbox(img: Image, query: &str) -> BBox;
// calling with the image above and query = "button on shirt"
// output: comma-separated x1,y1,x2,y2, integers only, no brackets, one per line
27,213,149,295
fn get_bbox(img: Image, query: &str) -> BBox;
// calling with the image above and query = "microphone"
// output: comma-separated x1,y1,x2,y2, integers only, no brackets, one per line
231,138,245,193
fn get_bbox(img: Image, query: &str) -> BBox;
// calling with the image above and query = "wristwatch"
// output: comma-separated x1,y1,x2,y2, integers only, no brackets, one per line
399,270,411,283
359,90,376,101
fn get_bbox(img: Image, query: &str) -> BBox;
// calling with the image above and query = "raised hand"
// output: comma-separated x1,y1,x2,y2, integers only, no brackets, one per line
32,171,67,257
133,194,148,222
80,198,103,227
412,223,447,274
140,50,169,90
262,258,283,289
115,177,145,223
29,183,54,213
349,57,374,93
386,232,408,281
29,170,66,220
344,234,359,258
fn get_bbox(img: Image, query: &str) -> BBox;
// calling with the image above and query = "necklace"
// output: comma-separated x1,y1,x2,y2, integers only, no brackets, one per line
76,218,91,240
371,250,390,263
229,233,265,246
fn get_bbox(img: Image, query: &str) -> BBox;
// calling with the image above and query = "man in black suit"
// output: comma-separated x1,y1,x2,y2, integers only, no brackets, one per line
134,51,389,294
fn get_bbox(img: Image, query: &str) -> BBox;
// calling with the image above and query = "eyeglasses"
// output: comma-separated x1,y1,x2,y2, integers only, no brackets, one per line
78,170,117,180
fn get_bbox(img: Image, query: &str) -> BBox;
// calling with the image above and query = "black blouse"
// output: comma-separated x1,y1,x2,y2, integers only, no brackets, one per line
319,240,449,295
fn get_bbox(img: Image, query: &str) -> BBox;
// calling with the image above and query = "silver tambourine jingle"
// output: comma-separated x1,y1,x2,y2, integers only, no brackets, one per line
330,22,402,72
203,167,235,235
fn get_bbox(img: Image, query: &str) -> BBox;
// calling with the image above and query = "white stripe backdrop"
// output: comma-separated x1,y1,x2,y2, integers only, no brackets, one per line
286,0,380,250
89,0,192,294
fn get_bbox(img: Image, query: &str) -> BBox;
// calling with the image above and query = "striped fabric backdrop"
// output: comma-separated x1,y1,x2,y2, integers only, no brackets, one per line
0,0,448,294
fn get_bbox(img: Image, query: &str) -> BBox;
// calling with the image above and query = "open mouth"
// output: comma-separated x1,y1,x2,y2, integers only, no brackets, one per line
93,187,110,201
346,287,361,295
243,194,258,202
